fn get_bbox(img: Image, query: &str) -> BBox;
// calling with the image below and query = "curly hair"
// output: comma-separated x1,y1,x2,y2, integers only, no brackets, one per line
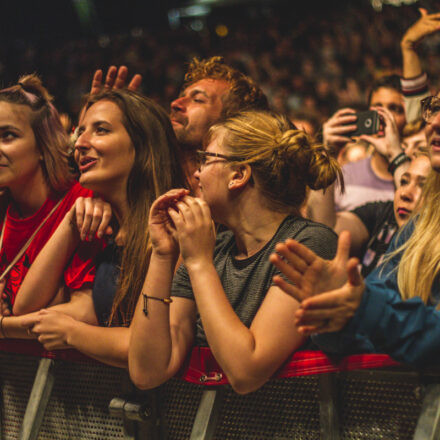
183,56,269,118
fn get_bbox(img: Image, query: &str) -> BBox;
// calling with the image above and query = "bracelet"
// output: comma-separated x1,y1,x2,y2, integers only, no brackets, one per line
142,294,173,317
388,152,410,176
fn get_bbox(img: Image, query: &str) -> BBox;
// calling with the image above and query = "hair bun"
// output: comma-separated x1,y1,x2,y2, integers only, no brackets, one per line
17,74,53,103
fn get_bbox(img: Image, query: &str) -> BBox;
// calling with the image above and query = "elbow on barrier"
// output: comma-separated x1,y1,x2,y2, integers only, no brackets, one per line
1,338,439,439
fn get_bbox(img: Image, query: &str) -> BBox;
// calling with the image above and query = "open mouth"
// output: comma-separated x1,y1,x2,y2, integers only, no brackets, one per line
79,156,97,172
396,207,411,218
431,138,440,150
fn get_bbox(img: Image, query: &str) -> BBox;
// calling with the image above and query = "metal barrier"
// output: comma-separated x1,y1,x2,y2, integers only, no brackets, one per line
1,342,440,439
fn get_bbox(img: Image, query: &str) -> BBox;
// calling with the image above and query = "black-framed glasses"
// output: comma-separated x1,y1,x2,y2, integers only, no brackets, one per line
196,150,235,168
421,96,440,124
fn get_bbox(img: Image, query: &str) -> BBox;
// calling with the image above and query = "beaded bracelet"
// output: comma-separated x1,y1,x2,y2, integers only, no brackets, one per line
142,294,173,317
388,152,410,176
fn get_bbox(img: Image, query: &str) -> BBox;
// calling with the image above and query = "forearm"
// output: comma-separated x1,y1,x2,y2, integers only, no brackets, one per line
187,262,289,392
14,214,79,315
401,44,423,79
49,289,98,325
1,314,40,339
129,252,185,389
67,321,129,368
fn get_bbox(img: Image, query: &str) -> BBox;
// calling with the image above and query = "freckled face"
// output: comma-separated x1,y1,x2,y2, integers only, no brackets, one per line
74,100,135,198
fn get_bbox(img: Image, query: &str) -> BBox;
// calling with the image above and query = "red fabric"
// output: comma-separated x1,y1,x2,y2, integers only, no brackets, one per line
180,346,399,385
0,182,101,306
0,340,400,380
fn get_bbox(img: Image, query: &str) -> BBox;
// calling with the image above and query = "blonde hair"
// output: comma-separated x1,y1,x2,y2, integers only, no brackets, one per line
206,110,343,212
395,170,440,303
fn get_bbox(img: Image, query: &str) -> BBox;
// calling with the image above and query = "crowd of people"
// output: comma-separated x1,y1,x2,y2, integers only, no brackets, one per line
0,5,440,407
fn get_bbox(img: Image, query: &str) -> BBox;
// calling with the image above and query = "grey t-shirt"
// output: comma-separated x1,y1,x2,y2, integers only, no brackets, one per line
172,215,337,346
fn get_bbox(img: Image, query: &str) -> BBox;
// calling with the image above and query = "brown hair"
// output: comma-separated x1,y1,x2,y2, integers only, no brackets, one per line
206,110,343,212
183,56,269,118
0,74,73,193
83,89,187,326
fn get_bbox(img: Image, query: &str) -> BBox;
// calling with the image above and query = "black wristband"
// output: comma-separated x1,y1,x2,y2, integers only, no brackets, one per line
388,152,410,176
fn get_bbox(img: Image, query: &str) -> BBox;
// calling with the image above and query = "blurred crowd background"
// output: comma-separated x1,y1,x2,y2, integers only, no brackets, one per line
1,0,439,123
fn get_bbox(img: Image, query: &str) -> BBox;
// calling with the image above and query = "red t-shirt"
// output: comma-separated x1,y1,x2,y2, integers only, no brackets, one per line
0,182,101,307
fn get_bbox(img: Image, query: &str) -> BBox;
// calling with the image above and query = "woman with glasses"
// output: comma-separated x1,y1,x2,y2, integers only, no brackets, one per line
269,94,440,367
129,110,341,394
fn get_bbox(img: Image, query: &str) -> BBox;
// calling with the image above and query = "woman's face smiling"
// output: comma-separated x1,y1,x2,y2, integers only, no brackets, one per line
75,100,135,201
0,102,43,195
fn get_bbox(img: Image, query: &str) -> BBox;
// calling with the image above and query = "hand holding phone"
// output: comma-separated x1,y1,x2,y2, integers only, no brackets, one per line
346,110,380,137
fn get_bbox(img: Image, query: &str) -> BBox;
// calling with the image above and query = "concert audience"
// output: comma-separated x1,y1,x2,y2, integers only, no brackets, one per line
270,90,440,367
0,88,187,369
129,110,340,393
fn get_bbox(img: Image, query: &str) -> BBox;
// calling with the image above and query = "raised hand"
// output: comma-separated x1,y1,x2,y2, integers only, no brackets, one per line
167,196,216,269
270,230,352,302
294,258,364,335
90,66,143,95
401,8,440,49
322,108,357,152
149,189,189,257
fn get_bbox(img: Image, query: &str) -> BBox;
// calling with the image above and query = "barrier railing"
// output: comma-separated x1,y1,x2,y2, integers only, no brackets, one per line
1,339,439,439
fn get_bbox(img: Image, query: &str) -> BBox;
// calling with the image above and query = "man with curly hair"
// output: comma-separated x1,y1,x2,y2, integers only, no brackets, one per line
170,56,269,151
91,58,268,191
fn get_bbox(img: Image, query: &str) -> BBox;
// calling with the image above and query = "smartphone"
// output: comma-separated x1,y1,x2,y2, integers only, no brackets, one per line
348,110,380,137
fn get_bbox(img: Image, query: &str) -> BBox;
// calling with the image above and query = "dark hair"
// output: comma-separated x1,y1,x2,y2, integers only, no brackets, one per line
367,74,402,105
183,56,269,118
0,74,73,193
84,89,187,325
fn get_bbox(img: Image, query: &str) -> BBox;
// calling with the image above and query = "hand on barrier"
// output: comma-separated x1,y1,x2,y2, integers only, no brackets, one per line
90,65,143,95
29,309,76,350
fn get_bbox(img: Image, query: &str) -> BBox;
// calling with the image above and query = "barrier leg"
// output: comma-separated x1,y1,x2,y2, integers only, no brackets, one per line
109,373,161,440
189,388,224,440
18,358,55,440
413,383,440,440
319,373,340,440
